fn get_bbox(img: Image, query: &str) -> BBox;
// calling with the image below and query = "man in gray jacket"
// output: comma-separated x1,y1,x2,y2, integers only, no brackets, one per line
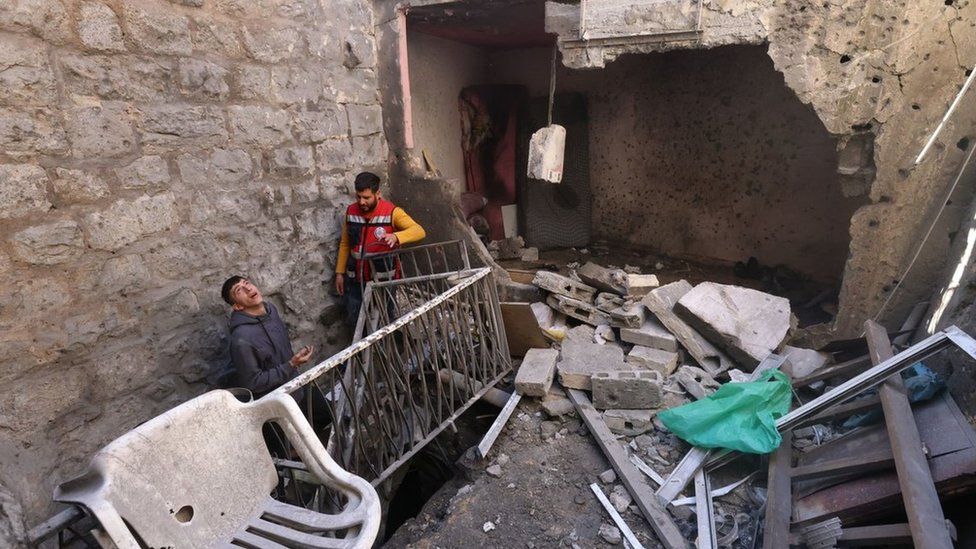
221,275,314,399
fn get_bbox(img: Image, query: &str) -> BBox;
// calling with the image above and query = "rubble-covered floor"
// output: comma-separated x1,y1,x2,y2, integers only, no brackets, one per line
384,396,764,549
496,240,839,329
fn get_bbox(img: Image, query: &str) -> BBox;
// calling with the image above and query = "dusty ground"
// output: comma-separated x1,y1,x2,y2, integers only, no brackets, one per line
384,395,765,549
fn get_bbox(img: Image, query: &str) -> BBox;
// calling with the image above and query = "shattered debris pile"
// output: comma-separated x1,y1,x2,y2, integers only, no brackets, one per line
467,261,976,548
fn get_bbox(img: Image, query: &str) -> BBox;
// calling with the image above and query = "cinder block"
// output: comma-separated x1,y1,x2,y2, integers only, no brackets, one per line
547,294,611,326
556,340,627,390
603,409,654,436
532,271,597,302
626,346,679,375
591,369,663,410
619,315,678,351
515,348,559,397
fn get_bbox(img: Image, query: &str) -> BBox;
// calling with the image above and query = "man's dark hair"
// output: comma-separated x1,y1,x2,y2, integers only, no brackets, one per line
354,171,381,193
221,275,245,305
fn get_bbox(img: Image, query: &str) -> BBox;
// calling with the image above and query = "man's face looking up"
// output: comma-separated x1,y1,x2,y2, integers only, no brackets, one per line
356,188,379,213
229,278,263,310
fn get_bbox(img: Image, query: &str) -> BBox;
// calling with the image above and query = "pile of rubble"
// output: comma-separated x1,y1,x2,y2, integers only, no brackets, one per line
479,261,976,548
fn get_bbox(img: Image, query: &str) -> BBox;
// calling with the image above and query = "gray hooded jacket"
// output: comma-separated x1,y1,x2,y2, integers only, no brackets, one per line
228,302,300,398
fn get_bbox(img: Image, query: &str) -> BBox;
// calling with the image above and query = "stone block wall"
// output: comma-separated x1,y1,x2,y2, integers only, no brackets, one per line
0,0,386,522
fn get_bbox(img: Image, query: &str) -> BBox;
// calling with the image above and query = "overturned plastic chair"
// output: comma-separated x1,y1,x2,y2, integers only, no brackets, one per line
54,390,380,548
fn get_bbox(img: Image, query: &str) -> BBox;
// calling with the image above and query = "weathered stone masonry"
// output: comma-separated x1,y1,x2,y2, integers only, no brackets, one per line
0,0,387,522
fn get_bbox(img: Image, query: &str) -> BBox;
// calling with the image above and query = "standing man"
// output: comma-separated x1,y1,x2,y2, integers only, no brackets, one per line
335,172,426,327
221,275,314,399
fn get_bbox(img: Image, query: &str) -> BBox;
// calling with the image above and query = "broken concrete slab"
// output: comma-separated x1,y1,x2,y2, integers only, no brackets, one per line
674,365,720,400
642,280,735,376
564,324,597,343
674,282,792,369
626,273,660,297
541,387,575,417
607,303,645,329
604,409,654,436
547,294,612,326
577,261,629,295
781,345,830,380
532,270,597,302
626,346,679,375
594,292,626,311
592,369,663,410
556,339,627,390
515,348,559,397
619,315,678,352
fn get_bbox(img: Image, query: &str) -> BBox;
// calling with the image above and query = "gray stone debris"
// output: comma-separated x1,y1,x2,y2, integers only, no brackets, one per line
642,280,735,376
626,273,660,296
541,387,575,417
577,261,629,295
515,348,559,397
626,345,679,375
603,409,654,436
599,469,617,484
556,340,628,390
591,370,663,410
599,523,623,545
486,464,503,477
547,294,612,326
608,484,632,513
619,315,678,351
533,270,598,302
674,365,721,400
781,345,830,380
675,282,792,369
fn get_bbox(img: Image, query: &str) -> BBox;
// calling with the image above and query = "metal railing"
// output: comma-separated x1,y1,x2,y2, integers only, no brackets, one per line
275,265,511,486
355,239,473,286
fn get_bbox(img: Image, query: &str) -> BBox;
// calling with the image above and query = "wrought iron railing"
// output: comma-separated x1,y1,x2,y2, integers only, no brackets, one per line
275,265,511,486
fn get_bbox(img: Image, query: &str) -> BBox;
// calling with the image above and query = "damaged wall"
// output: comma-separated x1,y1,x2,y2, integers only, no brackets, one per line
544,0,976,337
0,0,386,522
408,30,485,188
489,45,863,281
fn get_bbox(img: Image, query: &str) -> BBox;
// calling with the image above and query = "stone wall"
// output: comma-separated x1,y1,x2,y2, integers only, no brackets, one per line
0,0,386,522
545,0,976,337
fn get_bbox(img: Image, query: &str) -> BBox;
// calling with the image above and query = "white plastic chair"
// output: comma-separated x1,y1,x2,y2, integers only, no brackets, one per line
54,390,380,548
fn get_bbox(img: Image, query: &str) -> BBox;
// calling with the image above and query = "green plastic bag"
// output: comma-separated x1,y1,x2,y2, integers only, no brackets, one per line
658,369,792,454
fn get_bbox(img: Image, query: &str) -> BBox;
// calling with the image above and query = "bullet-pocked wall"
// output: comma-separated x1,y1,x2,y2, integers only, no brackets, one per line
489,45,865,282
0,0,386,528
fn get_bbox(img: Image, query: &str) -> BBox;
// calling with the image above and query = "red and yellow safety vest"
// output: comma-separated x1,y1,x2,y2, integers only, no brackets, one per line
345,198,401,282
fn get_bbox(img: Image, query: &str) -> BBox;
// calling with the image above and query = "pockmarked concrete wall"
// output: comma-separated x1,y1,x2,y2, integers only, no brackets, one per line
0,0,386,522
547,0,976,337
489,45,864,282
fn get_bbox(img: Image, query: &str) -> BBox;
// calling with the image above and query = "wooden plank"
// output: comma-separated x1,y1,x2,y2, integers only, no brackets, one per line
506,269,538,285
789,450,895,482
476,391,523,459
568,389,690,549
864,320,953,549
499,302,549,357
694,470,717,549
762,430,792,549
838,523,912,546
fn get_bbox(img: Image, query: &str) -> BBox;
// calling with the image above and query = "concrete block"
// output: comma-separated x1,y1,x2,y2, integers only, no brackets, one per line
619,315,678,352
674,365,720,400
642,281,735,376
781,345,830,380
532,270,597,302
527,124,565,183
547,294,611,326
556,340,627,390
674,282,792,369
578,261,628,295
595,292,625,311
626,346,679,375
592,370,663,410
541,387,574,417
515,348,559,397
626,273,660,296
603,409,654,436
607,303,644,329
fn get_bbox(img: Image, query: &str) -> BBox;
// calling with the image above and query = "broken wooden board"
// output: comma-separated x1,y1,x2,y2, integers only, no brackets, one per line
568,389,690,549
500,302,550,357
762,430,792,549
